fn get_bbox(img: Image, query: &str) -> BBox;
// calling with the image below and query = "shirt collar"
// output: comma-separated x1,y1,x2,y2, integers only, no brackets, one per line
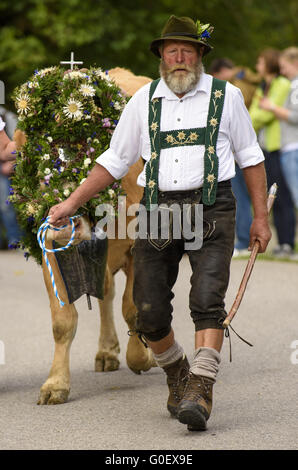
151,72,211,101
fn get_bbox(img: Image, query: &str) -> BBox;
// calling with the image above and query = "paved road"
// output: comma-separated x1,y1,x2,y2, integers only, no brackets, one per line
0,250,297,450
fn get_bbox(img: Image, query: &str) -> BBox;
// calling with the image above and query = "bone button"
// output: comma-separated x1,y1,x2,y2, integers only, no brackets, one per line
174,180,177,183
177,118,181,121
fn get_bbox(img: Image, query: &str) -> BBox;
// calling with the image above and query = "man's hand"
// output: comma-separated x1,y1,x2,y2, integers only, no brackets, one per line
48,163,115,227
48,199,78,227
249,217,272,253
242,162,273,254
259,97,274,112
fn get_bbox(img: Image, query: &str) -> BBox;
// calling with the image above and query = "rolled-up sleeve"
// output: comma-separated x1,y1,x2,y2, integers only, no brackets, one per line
0,117,5,131
96,92,143,179
229,87,264,169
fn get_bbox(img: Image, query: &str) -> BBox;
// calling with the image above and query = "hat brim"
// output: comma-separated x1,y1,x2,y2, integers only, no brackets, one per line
150,36,212,58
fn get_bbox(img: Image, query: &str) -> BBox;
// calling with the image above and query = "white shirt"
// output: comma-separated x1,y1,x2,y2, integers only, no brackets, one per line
96,73,264,190
0,116,5,132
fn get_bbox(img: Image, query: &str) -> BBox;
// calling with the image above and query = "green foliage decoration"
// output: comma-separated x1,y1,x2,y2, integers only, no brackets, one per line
9,65,127,264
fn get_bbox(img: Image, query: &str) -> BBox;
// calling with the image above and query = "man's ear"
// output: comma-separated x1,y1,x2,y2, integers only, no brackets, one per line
198,46,204,58
159,44,164,59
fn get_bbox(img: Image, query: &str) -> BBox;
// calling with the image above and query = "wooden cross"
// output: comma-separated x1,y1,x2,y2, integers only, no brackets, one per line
60,52,83,70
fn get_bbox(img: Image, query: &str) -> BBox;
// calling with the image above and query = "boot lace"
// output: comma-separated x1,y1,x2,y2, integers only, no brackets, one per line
183,373,211,402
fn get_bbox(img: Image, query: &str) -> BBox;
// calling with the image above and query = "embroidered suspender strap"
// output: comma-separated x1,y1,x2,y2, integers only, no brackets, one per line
146,78,162,210
160,127,206,148
202,78,227,205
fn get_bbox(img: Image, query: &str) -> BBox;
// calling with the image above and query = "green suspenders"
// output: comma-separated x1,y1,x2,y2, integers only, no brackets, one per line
145,77,227,210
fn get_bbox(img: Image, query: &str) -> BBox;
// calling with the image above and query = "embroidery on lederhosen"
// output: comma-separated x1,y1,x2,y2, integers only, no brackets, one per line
202,78,226,205
145,79,162,210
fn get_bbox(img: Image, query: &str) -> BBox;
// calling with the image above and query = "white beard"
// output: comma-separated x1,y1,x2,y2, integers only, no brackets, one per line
160,61,204,95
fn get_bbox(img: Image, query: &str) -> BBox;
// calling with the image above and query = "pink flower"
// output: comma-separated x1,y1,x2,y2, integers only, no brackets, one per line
102,118,111,128
44,173,53,182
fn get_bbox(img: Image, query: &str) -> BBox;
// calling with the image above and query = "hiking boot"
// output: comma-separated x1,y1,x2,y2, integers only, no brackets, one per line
177,372,214,431
163,355,190,418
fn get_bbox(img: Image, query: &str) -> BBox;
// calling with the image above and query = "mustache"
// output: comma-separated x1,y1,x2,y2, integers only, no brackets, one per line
167,65,193,73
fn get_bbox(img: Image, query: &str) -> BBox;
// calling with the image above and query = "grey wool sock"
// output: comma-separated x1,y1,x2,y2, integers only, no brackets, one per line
189,347,221,383
153,341,184,368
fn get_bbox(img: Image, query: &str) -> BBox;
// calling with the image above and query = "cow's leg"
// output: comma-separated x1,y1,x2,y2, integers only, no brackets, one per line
95,267,121,372
122,253,156,374
38,245,78,405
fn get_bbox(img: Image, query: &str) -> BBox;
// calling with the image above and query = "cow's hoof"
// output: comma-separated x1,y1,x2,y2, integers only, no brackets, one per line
128,367,142,375
95,352,120,372
126,336,157,374
37,387,69,405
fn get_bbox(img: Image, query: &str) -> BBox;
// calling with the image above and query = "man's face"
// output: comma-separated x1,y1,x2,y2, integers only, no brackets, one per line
256,56,266,77
160,40,203,95
279,57,298,80
213,67,234,81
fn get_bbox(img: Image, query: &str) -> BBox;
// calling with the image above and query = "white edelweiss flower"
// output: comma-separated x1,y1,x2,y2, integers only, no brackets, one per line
79,84,96,97
80,178,87,185
93,138,99,144
214,89,223,99
84,157,92,167
47,136,53,143
108,189,115,198
63,99,83,120
44,168,51,175
63,189,70,197
42,154,50,160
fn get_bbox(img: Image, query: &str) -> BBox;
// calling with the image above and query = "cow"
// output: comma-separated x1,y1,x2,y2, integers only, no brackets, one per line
14,68,156,405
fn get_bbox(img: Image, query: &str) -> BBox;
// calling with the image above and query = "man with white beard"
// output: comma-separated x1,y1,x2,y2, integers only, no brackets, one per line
49,16,271,431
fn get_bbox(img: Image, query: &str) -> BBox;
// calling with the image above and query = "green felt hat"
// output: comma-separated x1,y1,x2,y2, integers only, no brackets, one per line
150,15,213,58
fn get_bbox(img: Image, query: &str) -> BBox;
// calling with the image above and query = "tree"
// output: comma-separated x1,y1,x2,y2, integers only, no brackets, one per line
1,0,297,109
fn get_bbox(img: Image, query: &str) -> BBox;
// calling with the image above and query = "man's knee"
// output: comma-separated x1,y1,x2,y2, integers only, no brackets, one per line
135,305,172,342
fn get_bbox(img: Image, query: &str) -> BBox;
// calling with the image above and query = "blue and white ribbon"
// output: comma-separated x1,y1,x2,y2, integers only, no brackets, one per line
37,216,80,308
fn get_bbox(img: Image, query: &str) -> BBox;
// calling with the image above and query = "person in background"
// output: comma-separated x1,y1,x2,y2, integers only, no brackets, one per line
209,58,261,256
209,57,260,108
259,47,298,213
0,110,22,250
249,48,296,258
